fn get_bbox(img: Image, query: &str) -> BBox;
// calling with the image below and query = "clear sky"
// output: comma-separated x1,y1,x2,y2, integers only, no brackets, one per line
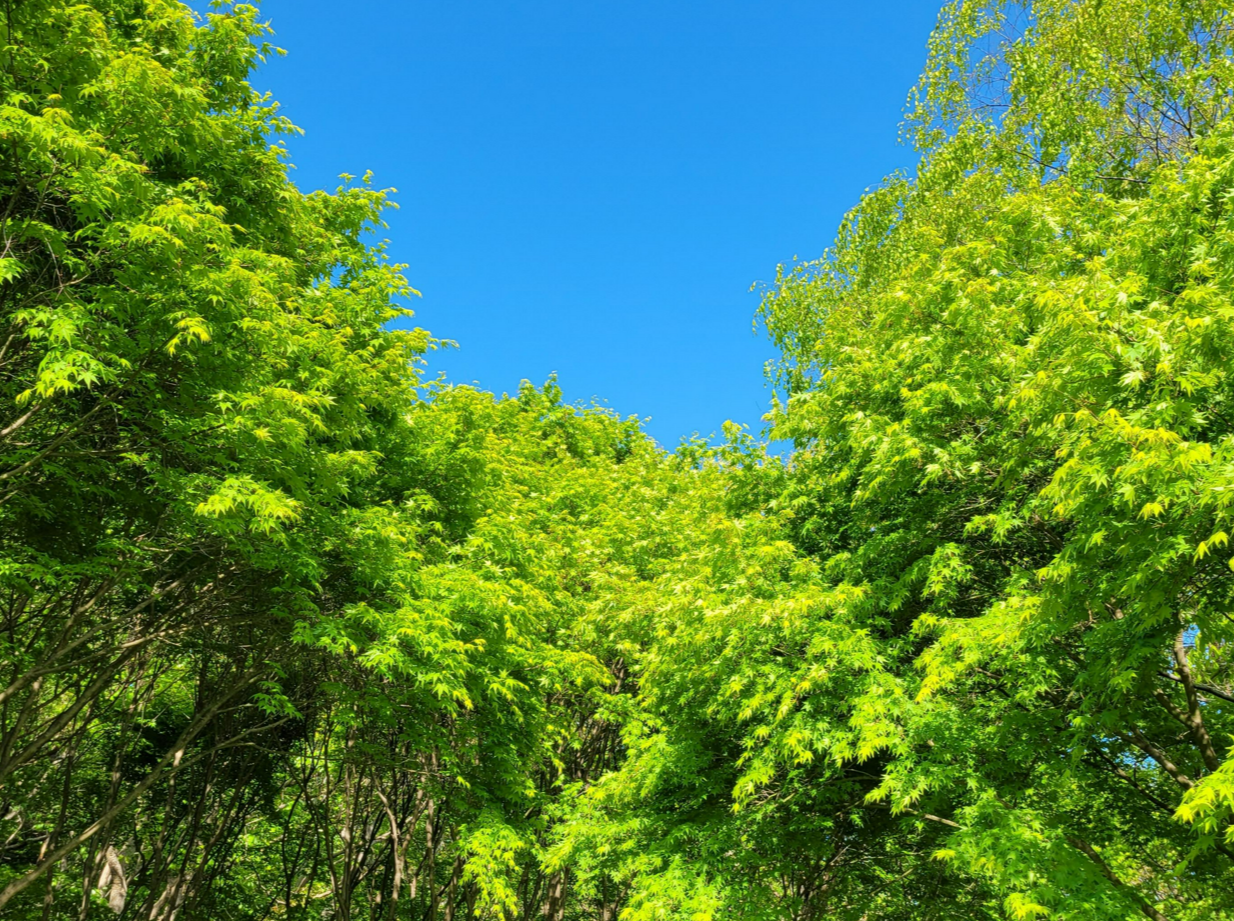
232,1,940,446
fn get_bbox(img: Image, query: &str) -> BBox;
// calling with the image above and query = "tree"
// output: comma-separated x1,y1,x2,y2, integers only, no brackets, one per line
746,0,1234,917
4,1,1234,920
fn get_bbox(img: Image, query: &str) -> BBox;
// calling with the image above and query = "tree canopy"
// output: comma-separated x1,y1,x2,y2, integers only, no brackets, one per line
0,1,1232,919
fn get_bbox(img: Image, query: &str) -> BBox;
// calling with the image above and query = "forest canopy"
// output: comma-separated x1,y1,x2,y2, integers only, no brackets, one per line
0,1,1232,919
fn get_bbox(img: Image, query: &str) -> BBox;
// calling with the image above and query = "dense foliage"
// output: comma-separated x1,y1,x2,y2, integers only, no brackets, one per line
0,1,1232,919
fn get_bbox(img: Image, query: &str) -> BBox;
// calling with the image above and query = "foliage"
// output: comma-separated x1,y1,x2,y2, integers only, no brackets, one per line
2,1,1234,920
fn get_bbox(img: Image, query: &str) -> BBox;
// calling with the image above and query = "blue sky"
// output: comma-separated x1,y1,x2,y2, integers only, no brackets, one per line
233,1,939,446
